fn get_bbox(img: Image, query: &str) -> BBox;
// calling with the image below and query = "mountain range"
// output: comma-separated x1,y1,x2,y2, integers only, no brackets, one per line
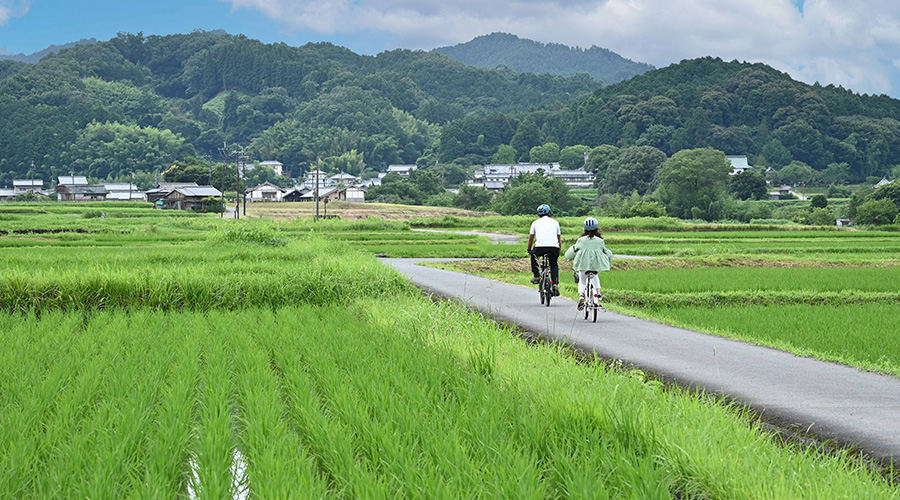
434,32,653,84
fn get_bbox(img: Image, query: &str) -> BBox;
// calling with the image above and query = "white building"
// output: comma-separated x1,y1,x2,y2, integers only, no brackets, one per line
57,175,89,186
13,179,43,193
386,164,417,178
259,161,284,176
727,155,752,175
102,183,143,201
874,177,892,188
467,163,593,191
246,181,285,202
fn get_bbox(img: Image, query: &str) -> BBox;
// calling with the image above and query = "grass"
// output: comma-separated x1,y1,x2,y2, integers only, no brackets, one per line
1,299,896,497
433,254,900,375
2,205,899,496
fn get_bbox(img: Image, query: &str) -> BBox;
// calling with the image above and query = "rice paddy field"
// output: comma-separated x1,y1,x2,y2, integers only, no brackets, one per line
2,202,899,498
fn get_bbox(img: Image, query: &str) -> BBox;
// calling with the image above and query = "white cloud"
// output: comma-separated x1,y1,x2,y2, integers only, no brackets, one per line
0,0,29,25
221,0,900,95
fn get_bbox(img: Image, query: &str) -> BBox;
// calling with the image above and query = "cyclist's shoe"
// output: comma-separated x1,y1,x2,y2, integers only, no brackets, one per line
577,296,585,310
531,277,541,284
552,284,560,296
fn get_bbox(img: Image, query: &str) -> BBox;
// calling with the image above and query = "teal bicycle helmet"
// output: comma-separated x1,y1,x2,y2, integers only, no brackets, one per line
536,204,551,216
584,217,598,231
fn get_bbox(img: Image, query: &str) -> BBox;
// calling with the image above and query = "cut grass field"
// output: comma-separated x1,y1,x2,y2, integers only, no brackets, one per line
2,204,899,495
242,200,497,221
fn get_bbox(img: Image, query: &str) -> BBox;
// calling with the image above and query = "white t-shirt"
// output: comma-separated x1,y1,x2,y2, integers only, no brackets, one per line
529,216,561,248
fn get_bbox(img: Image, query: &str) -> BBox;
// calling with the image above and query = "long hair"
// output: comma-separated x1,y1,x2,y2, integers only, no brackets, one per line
581,229,603,238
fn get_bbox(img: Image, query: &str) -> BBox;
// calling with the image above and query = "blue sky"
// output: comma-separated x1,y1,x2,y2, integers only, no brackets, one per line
3,0,900,98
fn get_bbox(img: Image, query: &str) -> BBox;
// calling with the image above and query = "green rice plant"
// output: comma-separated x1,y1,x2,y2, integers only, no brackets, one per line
209,221,288,246
625,304,900,376
229,312,328,498
192,327,239,499
1,301,897,497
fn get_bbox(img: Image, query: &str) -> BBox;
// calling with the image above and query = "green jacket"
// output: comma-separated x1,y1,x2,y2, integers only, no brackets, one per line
564,236,613,272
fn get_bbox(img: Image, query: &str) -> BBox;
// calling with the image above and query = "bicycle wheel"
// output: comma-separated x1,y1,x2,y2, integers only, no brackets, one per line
592,304,598,323
539,285,545,304
543,274,552,307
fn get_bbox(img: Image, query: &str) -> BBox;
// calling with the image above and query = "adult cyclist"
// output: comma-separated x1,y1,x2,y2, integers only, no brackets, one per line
526,204,561,296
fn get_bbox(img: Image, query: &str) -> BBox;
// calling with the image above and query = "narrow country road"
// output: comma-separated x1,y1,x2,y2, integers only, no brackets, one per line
382,257,900,463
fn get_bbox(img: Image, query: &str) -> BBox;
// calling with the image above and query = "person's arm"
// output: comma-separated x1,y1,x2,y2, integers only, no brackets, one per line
526,234,535,253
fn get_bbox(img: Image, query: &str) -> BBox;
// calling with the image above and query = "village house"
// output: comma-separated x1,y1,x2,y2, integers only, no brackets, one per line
160,185,223,211
384,164,417,178
727,155,752,175
144,183,200,203
0,188,16,201
102,183,143,201
466,163,594,191
295,186,366,203
13,179,43,193
330,172,361,186
258,160,284,176
57,175,88,187
56,185,108,202
246,181,285,202
281,186,311,202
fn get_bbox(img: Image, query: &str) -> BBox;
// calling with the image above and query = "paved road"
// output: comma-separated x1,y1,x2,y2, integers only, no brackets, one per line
383,258,900,462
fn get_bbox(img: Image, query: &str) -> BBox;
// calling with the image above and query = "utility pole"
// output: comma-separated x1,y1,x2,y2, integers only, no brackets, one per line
128,158,135,202
218,144,229,218
237,148,248,217
315,157,321,221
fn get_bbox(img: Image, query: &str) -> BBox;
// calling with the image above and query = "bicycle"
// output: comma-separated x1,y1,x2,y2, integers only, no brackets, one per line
581,271,605,322
537,253,553,307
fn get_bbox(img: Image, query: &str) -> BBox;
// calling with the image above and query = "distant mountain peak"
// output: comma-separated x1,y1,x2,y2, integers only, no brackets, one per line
433,33,653,85
0,38,99,64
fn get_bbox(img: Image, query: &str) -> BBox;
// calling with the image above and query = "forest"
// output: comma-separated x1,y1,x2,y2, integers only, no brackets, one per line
0,31,599,186
3,31,900,197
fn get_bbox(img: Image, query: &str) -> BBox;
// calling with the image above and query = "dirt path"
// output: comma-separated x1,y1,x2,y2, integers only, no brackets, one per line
383,257,900,463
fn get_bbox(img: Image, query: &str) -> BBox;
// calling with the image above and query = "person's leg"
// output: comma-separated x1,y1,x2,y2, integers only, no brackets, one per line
529,251,540,280
576,270,587,309
548,248,560,285
590,273,602,304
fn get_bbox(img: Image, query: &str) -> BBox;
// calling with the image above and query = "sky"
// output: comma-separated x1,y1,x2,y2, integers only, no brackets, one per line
3,0,900,98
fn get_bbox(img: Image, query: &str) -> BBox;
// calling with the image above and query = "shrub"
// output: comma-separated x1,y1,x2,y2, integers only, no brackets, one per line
807,207,835,226
855,199,899,225
826,185,851,198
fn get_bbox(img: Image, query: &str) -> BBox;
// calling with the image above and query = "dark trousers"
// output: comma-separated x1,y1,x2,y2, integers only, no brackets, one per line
530,247,560,284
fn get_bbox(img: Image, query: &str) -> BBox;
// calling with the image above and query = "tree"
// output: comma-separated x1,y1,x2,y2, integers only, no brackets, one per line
655,148,733,220
558,145,590,169
408,169,444,197
760,139,793,168
585,144,621,186
510,119,542,161
492,173,585,215
729,170,769,200
809,194,828,210
529,142,560,163
491,144,517,164
769,161,819,186
808,207,835,226
600,146,666,196
855,199,898,225
821,162,850,186
163,157,209,184
322,149,365,175
454,185,494,210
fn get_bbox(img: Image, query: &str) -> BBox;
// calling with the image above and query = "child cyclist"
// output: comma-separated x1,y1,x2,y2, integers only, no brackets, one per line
564,217,613,310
